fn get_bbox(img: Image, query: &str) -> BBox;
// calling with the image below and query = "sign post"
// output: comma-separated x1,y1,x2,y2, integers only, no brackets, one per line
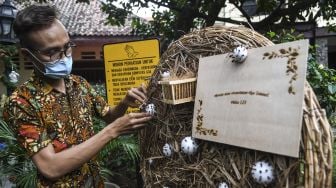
103,39,160,111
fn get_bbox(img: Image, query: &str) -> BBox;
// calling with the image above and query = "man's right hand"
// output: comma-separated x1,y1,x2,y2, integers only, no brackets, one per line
107,112,152,138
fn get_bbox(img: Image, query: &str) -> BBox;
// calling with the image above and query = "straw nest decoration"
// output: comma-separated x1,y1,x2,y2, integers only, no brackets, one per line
139,25,333,187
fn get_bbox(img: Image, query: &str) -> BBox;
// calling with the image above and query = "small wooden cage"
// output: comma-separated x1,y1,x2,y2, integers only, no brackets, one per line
158,77,197,105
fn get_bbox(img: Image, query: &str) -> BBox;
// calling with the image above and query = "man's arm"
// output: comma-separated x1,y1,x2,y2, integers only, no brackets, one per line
32,112,151,180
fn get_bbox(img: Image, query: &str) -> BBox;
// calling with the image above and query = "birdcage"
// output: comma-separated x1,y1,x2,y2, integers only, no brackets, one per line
158,77,197,105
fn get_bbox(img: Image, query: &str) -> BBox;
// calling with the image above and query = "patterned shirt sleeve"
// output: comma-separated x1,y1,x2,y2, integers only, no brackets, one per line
3,92,51,156
80,77,110,117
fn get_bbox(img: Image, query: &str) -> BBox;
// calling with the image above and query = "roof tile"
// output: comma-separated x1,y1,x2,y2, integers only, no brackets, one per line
54,0,134,36
5,0,135,36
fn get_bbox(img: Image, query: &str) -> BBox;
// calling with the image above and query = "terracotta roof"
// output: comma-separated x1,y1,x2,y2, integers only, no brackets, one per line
3,0,135,36
54,0,134,36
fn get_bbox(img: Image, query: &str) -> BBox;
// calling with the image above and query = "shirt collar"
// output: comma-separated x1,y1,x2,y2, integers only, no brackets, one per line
31,72,77,95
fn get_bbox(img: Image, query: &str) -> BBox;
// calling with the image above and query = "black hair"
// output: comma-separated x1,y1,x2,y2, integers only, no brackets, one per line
13,4,59,47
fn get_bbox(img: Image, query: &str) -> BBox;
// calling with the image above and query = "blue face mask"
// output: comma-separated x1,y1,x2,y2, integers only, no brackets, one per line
27,48,73,79
43,56,73,79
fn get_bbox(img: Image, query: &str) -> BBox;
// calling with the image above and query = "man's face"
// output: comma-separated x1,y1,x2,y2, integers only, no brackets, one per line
24,19,71,64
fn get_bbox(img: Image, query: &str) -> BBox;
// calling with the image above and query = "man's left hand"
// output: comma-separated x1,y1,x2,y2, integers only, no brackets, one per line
121,84,147,108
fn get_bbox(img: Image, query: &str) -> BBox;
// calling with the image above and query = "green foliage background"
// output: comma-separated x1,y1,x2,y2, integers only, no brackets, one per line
92,83,141,186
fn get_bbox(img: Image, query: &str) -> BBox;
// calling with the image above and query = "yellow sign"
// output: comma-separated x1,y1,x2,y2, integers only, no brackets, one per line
103,39,160,110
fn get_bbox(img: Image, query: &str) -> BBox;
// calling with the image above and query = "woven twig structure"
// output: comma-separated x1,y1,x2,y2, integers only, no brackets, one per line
139,25,333,187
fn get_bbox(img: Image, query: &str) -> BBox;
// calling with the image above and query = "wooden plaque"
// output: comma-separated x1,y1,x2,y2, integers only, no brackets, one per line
192,40,309,157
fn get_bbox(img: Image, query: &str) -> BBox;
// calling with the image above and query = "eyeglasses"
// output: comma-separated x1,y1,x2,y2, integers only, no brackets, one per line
30,41,76,62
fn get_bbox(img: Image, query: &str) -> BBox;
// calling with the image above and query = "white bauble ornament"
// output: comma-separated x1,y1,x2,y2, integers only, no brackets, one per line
145,103,155,115
8,70,20,83
162,143,173,157
160,70,170,79
218,182,229,188
181,136,198,155
148,158,154,166
251,161,275,184
232,46,248,63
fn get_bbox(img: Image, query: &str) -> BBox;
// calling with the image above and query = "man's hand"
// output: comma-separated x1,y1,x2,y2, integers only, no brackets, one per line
103,84,148,124
121,84,147,108
107,112,152,138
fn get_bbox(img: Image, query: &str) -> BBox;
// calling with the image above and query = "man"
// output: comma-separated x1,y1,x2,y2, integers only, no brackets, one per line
3,4,152,187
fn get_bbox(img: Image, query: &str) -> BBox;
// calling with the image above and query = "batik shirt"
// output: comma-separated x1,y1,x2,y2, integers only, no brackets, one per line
3,73,110,187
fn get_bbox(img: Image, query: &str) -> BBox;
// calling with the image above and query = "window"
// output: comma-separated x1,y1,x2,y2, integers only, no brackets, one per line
81,51,96,60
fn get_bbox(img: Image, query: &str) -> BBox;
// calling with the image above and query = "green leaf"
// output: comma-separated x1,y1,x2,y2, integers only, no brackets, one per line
328,84,336,94
267,31,276,38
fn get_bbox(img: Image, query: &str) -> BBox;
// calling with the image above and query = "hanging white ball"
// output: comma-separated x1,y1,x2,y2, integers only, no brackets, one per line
181,136,198,155
218,182,229,188
232,46,248,63
251,161,275,184
160,70,170,79
162,143,173,157
8,70,20,83
145,103,155,115
148,158,154,166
